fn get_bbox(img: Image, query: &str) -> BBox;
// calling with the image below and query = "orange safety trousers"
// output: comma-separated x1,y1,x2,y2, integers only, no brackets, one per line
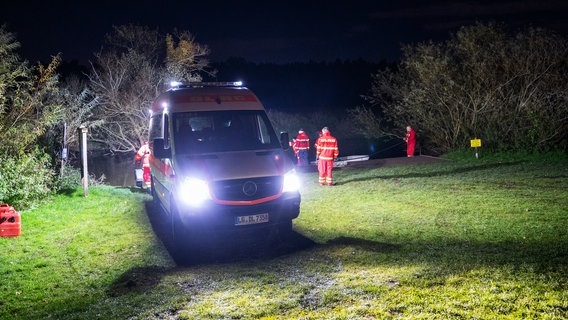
318,159,334,186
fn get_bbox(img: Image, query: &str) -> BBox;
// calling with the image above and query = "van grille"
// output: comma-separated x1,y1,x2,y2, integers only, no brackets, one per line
209,176,283,201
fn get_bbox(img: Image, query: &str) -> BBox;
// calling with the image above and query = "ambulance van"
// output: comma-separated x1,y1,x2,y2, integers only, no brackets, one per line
148,81,301,248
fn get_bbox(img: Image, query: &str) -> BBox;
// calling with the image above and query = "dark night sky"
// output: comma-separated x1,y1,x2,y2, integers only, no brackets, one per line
1,0,568,65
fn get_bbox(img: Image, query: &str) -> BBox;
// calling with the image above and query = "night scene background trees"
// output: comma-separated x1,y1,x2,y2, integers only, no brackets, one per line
1,20,567,207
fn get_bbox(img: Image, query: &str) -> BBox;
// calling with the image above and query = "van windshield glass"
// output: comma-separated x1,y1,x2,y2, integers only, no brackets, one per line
173,110,281,154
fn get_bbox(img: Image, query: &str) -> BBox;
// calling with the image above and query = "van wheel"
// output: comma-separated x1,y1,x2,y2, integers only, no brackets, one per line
169,203,205,264
278,220,294,238
168,202,188,261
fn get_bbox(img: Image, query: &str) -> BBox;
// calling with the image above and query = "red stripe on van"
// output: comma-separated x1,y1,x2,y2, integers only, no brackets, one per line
150,156,169,176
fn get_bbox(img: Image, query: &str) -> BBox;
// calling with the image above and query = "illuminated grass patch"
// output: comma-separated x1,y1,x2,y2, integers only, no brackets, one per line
1,153,566,319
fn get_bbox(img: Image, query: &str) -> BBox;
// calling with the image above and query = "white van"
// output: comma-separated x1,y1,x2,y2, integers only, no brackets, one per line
148,82,301,250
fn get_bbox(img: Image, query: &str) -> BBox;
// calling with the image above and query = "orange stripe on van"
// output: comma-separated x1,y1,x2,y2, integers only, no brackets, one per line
213,193,282,206
172,94,259,104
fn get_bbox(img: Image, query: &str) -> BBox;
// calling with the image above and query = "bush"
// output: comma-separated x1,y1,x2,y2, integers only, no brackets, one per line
0,149,55,209
357,23,568,154
267,109,360,141
55,165,82,193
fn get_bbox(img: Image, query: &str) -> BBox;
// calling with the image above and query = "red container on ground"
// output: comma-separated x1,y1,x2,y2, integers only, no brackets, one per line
0,203,21,237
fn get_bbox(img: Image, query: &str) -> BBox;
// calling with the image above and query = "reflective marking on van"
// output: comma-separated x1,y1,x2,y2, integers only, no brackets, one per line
172,94,259,104
213,193,282,206
150,157,169,176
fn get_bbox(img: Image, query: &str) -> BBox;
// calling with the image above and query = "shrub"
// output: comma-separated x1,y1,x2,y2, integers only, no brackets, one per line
0,149,55,209
54,164,107,195
55,165,82,193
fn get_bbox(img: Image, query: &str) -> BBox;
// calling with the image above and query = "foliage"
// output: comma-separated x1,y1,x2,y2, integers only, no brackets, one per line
0,26,63,208
165,31,211,81
88,25,214,153
267,109,361,141
1,154,566,319
0,26,63,155
348,104,400,140
54,165,83,192
38,73,103,183
0,149,54,209
352,22,568,154
56,75,101,153
53,165,107,193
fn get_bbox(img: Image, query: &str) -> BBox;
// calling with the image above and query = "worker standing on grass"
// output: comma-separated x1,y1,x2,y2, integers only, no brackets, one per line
404,125,416,157
135,141,152,189
315,127,339,186
295,129,310,166
290,138,298,164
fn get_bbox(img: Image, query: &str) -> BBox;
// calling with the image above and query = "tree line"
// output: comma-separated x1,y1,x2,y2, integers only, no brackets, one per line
350,22,568,154
1,22,567,208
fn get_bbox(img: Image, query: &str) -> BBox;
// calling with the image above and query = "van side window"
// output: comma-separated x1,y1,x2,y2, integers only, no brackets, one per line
164,114,170,148
256,115,273,144
149,114,162,142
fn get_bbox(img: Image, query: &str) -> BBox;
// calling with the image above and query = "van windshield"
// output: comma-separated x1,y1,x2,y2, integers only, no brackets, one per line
172,110,281,154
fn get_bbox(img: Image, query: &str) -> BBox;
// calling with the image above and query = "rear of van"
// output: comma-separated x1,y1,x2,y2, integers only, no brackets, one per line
148,82,301,249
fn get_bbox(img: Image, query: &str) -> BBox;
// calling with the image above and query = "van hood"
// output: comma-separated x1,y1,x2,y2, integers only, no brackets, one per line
175,149,293,181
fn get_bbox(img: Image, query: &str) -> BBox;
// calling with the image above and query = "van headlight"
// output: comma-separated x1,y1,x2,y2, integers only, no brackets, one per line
282,170,300,193
179,177,211,206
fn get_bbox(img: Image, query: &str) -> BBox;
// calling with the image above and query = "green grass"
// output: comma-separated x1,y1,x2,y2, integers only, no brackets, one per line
1,152,567,319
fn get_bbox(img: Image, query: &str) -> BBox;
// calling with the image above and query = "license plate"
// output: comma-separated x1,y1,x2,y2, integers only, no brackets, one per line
234,213,269,226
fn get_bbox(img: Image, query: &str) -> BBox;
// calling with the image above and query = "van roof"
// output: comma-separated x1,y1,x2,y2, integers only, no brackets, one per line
151,84,265,113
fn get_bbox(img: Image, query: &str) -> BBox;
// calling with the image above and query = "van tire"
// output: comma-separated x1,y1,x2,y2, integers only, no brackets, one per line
169,201,205,264
168,202,190,262
278,220,294,238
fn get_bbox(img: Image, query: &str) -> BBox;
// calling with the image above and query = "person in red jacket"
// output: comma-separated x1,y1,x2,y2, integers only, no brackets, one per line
295,129,310,166
290,138,299,164
135,141,152,189
404,126,416,157
315,127,339,186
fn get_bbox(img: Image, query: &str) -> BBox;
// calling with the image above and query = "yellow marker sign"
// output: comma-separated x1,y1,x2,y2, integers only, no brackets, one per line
470,139,481,148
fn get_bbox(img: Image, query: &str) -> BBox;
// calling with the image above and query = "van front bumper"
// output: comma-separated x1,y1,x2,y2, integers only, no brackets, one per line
176,191,301,232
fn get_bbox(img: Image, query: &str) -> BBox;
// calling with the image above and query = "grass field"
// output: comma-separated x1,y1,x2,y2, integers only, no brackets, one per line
1,152,567,319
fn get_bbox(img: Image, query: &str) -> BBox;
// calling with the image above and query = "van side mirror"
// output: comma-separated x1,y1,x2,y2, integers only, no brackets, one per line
152,138,171,159
280,132,290,150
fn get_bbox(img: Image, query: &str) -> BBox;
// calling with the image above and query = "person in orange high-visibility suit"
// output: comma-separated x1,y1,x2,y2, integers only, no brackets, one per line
289,138,298,163
295,129,310,166
315,127,339,186
135,141,152,188
403,125,416,157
